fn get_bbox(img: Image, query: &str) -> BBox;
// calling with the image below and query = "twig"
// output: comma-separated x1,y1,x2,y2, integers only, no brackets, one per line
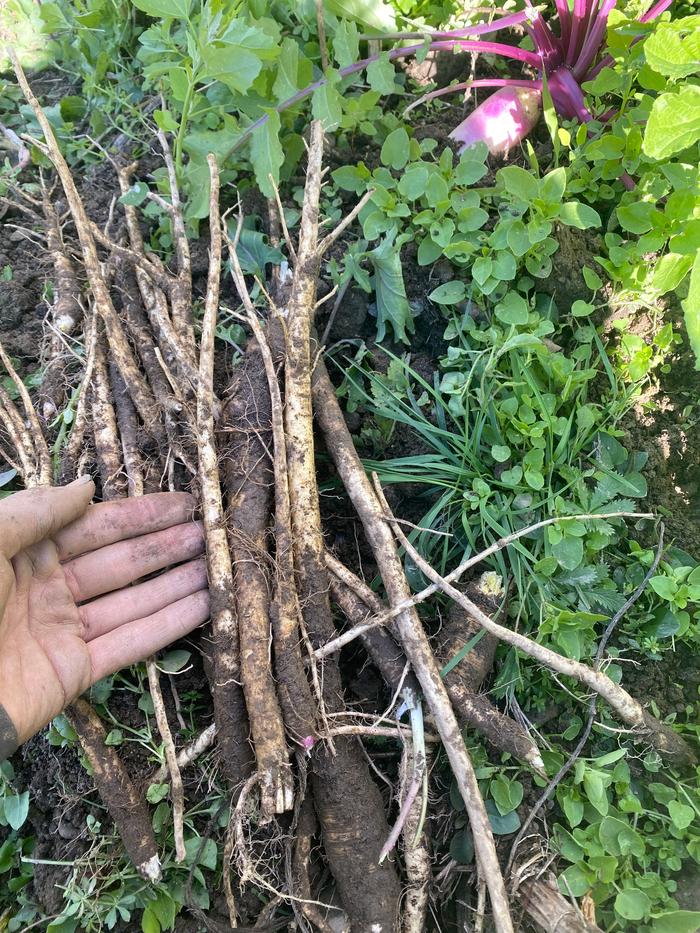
147,659,187,861
316,0,329,72
152,723,217,783
268,174,297,267
506,525,667,877
318,512,654,657
9,52,162,433
0,338,52,484
379,499,693,764
317,188,375,256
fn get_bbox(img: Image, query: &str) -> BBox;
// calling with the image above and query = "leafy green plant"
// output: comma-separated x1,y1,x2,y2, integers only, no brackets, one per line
332,137,602,341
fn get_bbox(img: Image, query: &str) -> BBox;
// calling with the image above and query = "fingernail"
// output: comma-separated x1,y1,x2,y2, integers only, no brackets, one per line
70,474,94,486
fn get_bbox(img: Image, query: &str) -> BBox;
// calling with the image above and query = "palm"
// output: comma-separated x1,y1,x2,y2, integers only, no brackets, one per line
0,485,210,746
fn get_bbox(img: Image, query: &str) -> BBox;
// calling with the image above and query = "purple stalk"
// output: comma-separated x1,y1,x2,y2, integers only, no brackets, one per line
404,77,541,116
554,0,572,47
566,0,592,65
224,33,541,160
549,66,594,121
639,0,673,22
368,10,531,41
574,0,617,80
528,10,563,69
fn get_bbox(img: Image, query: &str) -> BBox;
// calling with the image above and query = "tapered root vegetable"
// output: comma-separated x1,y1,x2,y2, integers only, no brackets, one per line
91,334,128,500
198,156,253,789
312,359,514,933
437,575,545,775
65,698,161,882
449,86,542,156
225,229,318,751
280,120,402,931
222,340,292,818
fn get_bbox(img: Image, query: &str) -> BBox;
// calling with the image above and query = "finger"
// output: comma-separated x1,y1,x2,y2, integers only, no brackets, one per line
0,477,95,560
88,590,211,683
55,492,196,560
63,521,205,602
80,558,208,641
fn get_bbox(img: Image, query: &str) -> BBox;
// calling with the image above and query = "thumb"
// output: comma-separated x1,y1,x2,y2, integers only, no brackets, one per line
0,476,96,559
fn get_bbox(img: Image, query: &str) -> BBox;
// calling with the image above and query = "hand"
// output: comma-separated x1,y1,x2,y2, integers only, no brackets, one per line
0,479,209,746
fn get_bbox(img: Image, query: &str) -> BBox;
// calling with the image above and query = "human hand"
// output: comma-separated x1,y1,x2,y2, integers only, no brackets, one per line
0,479,209,752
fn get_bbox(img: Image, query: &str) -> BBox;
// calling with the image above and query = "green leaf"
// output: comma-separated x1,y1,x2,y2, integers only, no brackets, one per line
583,769,608,815
370,236,414,344
498,165,539,202
148,892,177,930
668,800,695,829
558,201,601,230
583,267,603,291
428,281,466,305
562,794,584,828
494,292,529,325
506,221,531,257
552,536,583,571
158,649,191,674
333,20,359,69
540,167,566,203
558,863,594,898
491,445,511,463
250,110,284,198
312,71,343,131
4,791,29,831
651,911,700,933
59,95,86,122
380,127,410,171
154,109,178,133
323,0,396,31
141,907,161,933
682,250,700,370
615,889,651,922
571,300,595,317
398,163,429,199
146,783,170,804
643,86,700,160
231,226,284,277
273,37,308,101
104,728,123,746
644,16,700,78
366,55,396,94
653,252,693,295
485,800,520,835
119,182,149,207
454,151,488,185
649,575,676,600
425,173,449,205
449,829,474,864
202,44,264,94
599,816,646,857
490,776,523,816
132,0,190,17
